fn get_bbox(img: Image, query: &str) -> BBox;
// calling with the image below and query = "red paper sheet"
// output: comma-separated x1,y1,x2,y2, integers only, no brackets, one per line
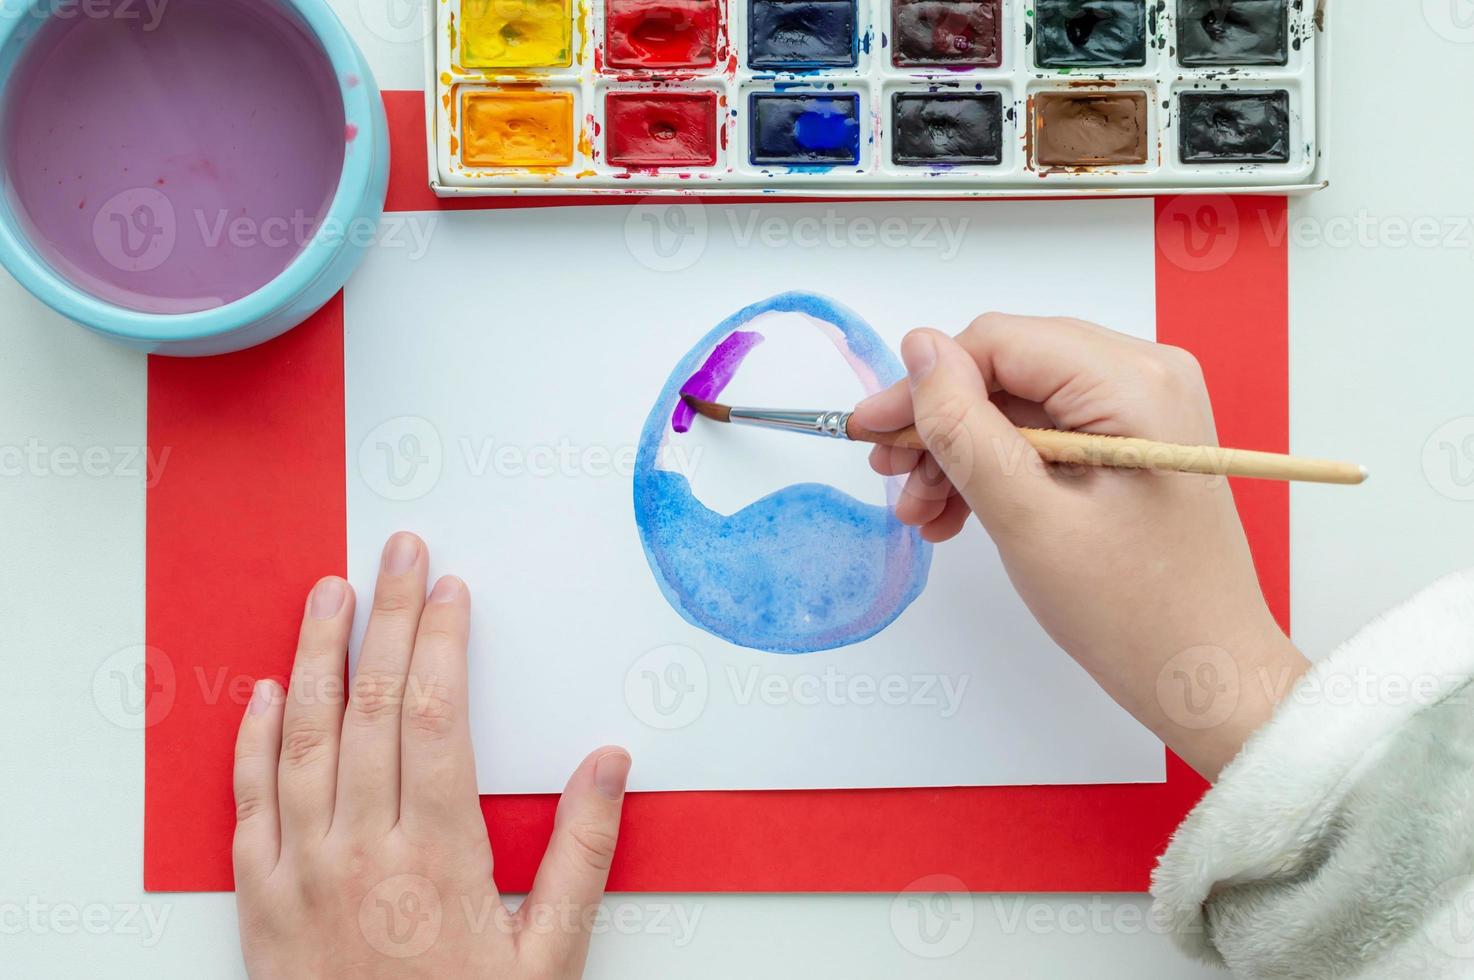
144,91,1286,892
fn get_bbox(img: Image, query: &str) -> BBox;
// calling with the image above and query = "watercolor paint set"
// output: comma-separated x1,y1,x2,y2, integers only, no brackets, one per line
424,0,1329,197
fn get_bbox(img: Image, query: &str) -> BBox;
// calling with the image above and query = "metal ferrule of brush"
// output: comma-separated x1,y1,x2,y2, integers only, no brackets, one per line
727,408,854,440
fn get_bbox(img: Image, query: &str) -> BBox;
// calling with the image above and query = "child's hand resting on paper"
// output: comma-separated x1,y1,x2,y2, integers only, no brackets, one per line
851,314,1310,780
232,533,630,979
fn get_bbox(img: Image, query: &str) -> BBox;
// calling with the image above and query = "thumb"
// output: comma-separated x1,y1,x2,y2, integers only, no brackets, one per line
901,329,1045,525
521,747,630,965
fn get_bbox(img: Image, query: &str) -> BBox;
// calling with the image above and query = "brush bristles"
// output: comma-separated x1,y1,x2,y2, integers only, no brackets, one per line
681,394,732,423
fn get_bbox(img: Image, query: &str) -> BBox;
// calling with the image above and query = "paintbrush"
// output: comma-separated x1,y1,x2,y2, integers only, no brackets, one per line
680,395,1367,486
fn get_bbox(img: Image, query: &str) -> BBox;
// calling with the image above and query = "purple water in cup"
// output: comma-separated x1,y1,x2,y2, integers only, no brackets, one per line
1,0,347,315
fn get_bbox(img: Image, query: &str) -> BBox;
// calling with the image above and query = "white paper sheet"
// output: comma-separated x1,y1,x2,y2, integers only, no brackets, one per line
344,199,1164,793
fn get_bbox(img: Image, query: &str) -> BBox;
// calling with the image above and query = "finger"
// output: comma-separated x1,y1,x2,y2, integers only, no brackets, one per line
958,313,1122,405
233,679,285,886
336,532,427,832
895,454,954,526
523,748,631,969
398,576,481,834
869,442,922,477
990,392,1056,430
277,576,354,845
902,329,1048,531
850,378,914,432
956,313,1175,437
921,492,974,543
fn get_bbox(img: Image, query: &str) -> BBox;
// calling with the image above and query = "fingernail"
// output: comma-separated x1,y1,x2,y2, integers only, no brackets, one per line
383,533,420,576
428,576,462,604
903,332,937,383
248,679,279,715
594,750,631,800
308,577,346,619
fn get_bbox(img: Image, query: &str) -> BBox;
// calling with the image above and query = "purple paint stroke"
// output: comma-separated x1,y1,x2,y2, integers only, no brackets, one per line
671,330,765,432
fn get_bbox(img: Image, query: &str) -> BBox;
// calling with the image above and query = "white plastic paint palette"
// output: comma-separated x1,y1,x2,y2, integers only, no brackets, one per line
424,0,1326,197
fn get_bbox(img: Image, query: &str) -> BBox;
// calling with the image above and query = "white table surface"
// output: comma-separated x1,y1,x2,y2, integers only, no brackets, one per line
4,3,1472,977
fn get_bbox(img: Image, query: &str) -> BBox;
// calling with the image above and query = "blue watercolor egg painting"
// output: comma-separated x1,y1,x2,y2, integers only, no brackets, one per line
633,291,932,653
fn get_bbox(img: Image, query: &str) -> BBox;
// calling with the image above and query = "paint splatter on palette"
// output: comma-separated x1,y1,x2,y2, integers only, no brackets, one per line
428,0,1324,195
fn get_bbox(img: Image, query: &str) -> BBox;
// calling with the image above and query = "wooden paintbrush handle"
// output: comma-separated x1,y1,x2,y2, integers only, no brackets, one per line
846,421,1366,486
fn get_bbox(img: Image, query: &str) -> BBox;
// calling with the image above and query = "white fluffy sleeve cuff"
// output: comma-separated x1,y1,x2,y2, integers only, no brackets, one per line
1151,570,1474,979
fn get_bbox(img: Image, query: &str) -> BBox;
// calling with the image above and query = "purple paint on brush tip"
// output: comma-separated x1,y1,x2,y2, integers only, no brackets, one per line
672,330,764,432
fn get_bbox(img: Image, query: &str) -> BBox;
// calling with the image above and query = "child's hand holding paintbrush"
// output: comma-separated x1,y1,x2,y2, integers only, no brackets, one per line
689,313,1317,780
860,314,1311,780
